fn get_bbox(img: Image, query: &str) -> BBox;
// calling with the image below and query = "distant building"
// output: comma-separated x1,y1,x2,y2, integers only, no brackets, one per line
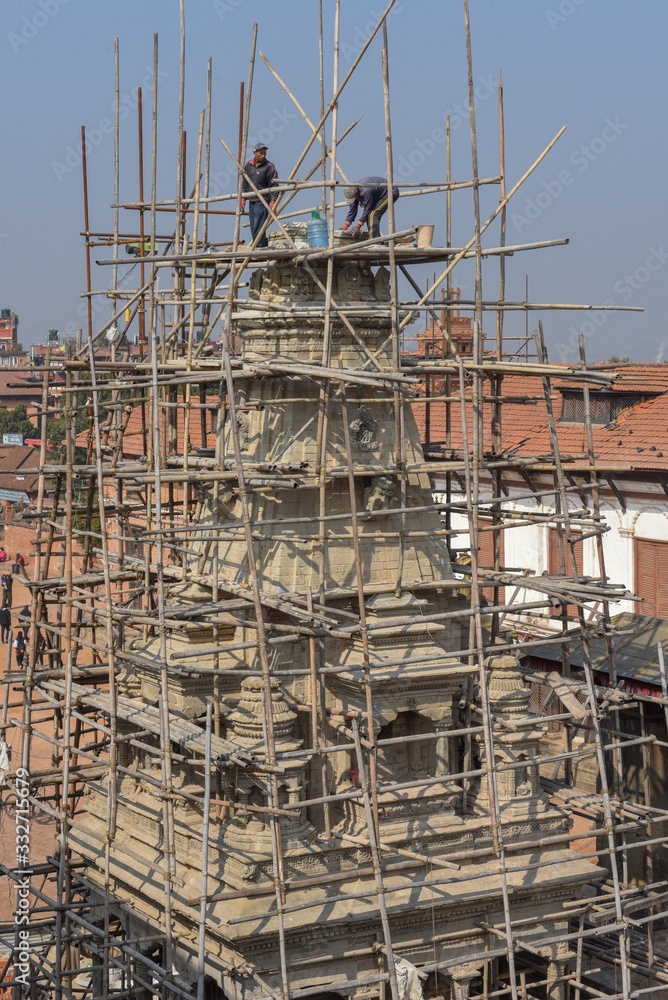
416,287,475,357
0,309,28,367
413,362,668,631
0,443,41,566
0,309,18,345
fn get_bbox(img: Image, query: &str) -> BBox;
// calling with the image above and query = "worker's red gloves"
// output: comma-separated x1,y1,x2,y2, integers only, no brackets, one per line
353,221,363,233
341,221,350,231
241,199,246,211
269,201,275,211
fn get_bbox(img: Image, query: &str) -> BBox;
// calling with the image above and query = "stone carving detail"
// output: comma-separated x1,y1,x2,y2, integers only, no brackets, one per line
363,475,399,512
374,265,391,300
485,653,532,717
338,262,375,301
214,484,237,518
350,406,378,451
261,265,281,300
220,676,316,858
239,862,260,882
289,266,312,300
195,483,237,519
249,269,263,300
249,266,281,301
237,411,251,451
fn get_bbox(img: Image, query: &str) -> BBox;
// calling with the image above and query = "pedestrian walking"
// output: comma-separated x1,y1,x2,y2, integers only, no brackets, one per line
13,630,25,668
0,547,7,564
14,553,25,577
0,606,9,643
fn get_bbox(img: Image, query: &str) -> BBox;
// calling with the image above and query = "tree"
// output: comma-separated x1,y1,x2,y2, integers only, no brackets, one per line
0,404,38,440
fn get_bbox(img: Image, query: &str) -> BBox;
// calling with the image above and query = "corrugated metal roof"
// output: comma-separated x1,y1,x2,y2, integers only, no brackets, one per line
529,612,668,687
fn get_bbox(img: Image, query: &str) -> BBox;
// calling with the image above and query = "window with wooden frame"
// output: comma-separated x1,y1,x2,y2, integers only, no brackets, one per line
560,390,645,425
634,537,668,619
548,527,584,618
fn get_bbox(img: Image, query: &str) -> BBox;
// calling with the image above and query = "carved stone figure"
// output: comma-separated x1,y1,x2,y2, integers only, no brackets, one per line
237,411,251,451
349,406,378,451
337,262,375,301
249,268,263,300
260,264,281,301
289,266,312,300
374,265,391,301
363,475,398,512
195,483,237,519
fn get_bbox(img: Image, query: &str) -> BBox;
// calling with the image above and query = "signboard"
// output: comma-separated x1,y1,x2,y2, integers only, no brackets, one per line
2,434,23,446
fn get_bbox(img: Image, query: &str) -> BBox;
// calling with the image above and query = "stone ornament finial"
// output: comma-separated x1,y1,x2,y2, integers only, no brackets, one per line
227,676,298,748
483,653,532,718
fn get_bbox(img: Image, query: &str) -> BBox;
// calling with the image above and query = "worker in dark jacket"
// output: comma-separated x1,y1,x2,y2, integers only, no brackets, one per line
341,177,399,239
241,143,278,249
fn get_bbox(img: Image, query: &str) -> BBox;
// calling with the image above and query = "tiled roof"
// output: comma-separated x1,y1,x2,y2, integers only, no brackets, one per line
0,371,44,398
556,363,668,393
0,445,40,493
69,359,668,474
413,363,668,473
76,404,210,456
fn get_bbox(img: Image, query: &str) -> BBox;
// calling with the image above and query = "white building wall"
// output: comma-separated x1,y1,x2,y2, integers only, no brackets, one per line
434,479,668,628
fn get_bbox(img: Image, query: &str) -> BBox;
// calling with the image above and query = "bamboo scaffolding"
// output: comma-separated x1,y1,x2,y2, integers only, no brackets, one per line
6,7,668,1000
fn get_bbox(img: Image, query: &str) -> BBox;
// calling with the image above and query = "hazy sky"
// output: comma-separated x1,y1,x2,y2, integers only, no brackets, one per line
1,0,666,364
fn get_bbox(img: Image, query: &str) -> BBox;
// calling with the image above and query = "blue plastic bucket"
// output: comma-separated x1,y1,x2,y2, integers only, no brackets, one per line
307,217,328,247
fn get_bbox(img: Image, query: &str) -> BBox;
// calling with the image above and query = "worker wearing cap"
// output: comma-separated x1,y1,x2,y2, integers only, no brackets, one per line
241,143,279,249
341,177,399,239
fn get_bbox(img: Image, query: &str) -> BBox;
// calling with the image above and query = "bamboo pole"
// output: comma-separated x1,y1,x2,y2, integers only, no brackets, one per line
17,8,668,1000
381,24,406,601
112,38,120,322
196,702,212,1000
149,293,176,991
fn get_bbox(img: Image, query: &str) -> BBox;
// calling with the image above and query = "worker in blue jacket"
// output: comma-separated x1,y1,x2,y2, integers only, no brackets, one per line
241,143,278,248
341,177,399,239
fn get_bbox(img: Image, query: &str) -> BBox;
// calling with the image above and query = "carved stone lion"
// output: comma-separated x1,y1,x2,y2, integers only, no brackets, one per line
363,475,398,512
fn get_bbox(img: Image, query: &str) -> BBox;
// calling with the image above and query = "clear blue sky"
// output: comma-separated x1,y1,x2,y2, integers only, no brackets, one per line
1,0,666,364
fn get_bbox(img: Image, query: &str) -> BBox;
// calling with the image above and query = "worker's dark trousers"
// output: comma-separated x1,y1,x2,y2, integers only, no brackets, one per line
248,200,270,248
368,189,399,238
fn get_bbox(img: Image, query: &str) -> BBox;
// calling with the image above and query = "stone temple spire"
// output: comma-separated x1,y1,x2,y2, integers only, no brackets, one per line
473,654,552,818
